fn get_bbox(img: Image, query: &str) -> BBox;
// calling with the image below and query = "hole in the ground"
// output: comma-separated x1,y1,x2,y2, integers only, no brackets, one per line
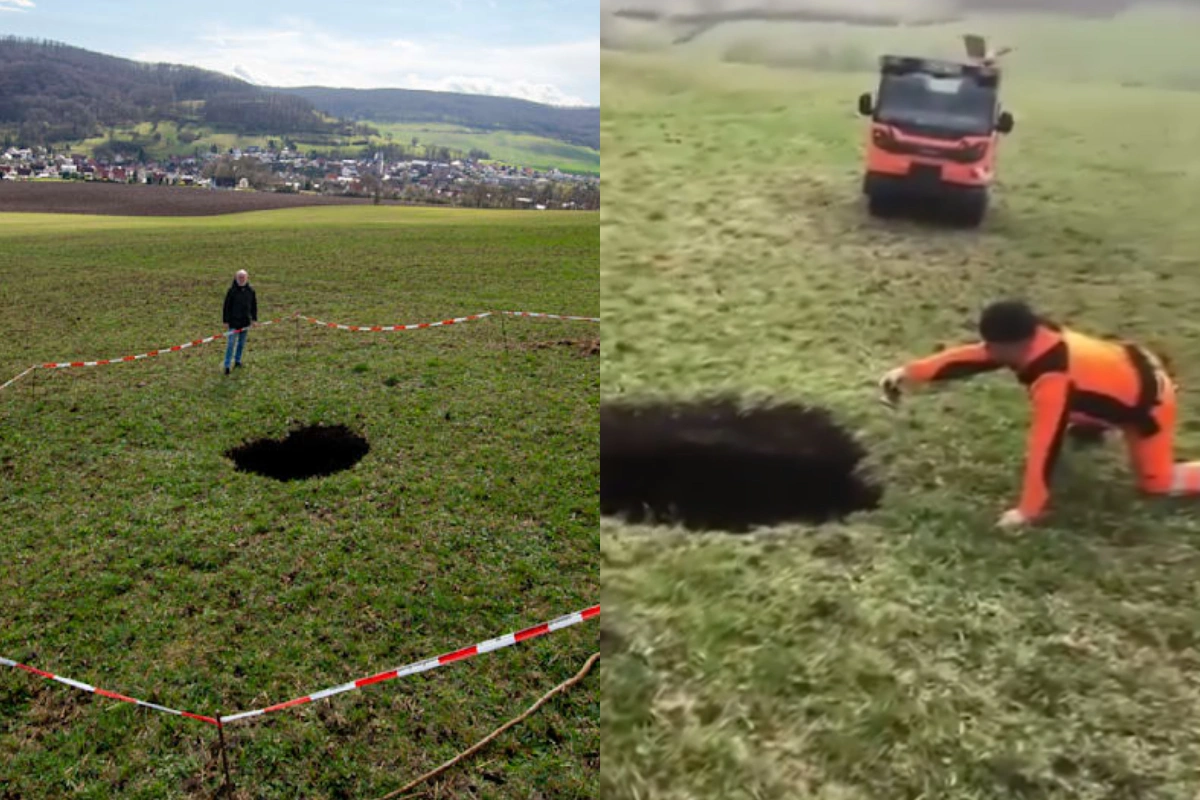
226,424,370,481
601,397,881,533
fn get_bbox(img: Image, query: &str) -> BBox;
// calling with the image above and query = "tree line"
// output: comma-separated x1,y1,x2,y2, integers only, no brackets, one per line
0,38,345,146
363,180,600,211
282,87,600,150
0,38,599,158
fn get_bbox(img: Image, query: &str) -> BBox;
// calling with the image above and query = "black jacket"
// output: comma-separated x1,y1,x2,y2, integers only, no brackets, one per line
223,281,258,329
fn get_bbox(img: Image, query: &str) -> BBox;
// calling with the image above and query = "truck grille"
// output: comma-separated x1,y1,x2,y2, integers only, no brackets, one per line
908,163,943,184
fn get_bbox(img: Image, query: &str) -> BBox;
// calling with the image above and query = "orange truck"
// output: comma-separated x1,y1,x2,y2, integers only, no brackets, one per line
856,49,1014,227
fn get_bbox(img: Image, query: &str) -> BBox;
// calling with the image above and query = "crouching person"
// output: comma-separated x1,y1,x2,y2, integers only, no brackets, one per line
879,299,1200,530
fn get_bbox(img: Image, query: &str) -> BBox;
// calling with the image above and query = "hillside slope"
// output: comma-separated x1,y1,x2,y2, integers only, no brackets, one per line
0,38,600,160
0,37,341,144
280,86,600,150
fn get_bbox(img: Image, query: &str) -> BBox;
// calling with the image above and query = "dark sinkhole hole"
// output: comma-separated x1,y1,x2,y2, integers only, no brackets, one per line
600,397,882,533
226,424,370,481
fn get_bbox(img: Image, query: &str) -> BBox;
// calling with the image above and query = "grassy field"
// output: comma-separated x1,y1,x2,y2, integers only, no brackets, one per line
600,16,1200,800
605,4,1200,90
372,122,601,175
0,206,599,798
66,119,601,174
69,121,273,161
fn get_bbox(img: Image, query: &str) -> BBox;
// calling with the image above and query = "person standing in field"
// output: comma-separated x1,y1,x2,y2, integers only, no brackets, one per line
222,269,258,375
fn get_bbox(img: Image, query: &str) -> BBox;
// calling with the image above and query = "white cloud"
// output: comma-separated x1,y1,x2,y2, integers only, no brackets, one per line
0,0,35,11
132,25,597,107
232,65,260,85
401,75,587,107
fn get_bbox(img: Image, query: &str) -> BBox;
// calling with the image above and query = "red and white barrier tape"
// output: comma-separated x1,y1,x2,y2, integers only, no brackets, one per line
499,310,601,323
0,655,219,726
0,309,598,392
300,311,492,331
221,604,600,724
38,320,281,370
0,365,36,392
0,605,599,727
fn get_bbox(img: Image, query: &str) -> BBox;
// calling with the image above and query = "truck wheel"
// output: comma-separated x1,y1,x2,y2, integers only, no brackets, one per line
867,192,895,218
957,193,989,228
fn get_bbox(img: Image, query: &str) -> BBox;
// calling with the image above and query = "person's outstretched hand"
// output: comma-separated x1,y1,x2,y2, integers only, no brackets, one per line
879,367,906,408
996,508,1031,533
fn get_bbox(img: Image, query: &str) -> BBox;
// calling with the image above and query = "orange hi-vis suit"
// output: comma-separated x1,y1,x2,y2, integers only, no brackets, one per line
901,322,1200,518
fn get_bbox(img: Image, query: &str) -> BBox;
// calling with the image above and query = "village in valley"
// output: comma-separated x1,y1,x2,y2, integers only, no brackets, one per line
0,144,600,210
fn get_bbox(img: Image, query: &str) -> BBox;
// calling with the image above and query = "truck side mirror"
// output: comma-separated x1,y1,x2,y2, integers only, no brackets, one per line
997,111,1014,134
857,92,874,116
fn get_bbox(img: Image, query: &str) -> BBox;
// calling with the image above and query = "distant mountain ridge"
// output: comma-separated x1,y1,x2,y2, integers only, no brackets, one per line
276,87,600,150
0,38,598,152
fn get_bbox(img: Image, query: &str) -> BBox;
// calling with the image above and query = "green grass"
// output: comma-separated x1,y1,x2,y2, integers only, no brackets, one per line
69,121,273,162
600,36,1200,800
65,119,601,174
0,206,599,798
373,122,601,174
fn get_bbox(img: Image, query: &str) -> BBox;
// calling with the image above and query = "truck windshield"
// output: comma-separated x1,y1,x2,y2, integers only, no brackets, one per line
876,73,997,136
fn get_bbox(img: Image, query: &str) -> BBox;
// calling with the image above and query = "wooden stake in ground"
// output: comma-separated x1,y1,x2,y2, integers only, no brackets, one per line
498,312,511,353
376,652,600,800
216,716,234,797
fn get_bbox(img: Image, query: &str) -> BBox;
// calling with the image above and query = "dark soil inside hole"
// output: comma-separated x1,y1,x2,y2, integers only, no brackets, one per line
226,424,370,481
601,397,881,533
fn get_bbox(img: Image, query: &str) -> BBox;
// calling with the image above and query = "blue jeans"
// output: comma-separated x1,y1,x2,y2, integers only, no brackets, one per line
224,328,248,369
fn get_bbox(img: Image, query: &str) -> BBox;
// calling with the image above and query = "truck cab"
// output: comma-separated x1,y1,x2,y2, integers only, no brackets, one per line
857,54,1014,227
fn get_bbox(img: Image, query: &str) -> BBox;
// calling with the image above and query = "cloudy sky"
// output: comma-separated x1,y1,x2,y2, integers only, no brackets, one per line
0,0,598,106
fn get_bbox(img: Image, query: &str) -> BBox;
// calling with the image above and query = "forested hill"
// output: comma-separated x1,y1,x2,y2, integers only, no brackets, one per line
278,87,600,150
0,38,599,152
0,37,346,144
